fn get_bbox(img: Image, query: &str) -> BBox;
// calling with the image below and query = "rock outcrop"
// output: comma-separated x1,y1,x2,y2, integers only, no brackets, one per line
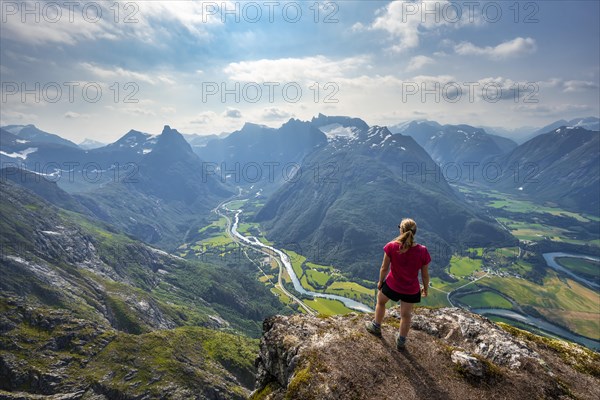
253,307,599,400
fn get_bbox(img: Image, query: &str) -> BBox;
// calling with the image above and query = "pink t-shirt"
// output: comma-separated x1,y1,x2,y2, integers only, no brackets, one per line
383,241,431,294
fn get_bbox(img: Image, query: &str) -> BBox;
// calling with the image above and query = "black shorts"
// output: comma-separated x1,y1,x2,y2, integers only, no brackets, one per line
381,280,421,303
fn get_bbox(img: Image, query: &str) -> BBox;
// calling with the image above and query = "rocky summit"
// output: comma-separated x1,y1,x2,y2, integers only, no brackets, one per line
253,307,599,400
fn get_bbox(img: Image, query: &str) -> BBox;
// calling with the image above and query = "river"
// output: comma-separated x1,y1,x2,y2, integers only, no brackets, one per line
542,252,599,290
225,206,373,313
471,308,600,350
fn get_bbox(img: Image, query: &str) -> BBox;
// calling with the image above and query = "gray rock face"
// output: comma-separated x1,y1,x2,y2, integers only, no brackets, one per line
451,350,484,377
411,307,539,369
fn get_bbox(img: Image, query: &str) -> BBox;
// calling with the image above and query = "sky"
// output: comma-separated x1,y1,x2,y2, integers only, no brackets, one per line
1,0,599,143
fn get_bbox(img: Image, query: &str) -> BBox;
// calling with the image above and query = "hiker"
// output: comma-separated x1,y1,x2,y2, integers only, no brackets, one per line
365,218,431,349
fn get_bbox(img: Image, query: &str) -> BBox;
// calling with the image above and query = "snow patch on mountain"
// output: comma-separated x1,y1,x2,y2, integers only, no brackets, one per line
5,126,25,134
0,147,38,159
318,123,360,141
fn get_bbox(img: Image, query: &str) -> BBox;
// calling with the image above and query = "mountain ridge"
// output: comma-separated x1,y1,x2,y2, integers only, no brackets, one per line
488,125,599,214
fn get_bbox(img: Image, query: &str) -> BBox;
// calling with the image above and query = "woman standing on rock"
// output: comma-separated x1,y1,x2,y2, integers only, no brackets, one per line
365,218,430,350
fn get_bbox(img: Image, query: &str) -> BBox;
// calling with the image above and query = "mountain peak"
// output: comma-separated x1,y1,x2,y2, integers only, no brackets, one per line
152,125,195,159
240,122,273,133
1,124,78,148
255,307,599,399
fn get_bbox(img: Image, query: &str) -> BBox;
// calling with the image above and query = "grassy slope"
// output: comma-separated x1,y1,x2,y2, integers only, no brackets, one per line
477,273,599,339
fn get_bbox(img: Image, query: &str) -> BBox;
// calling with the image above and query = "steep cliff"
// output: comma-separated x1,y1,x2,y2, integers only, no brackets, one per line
253,307,599,400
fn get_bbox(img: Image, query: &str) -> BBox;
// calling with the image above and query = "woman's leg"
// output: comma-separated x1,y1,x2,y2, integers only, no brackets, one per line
374,290,390,325
399,301,415,337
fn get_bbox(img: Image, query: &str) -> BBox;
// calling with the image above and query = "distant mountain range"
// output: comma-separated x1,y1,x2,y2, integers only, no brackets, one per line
194,119,327,193
1,125,232,248
256,115,515,279
390,120,517,169
1,115,597,257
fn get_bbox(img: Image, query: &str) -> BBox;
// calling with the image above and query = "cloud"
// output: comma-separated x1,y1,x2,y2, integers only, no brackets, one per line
105,104,156,117
223,108,242,118
351,22,366,32
64,111,89,119
0,1,222,46
262,107,293,120
190,112,217,125
563,80,598,92
368,1,461,53
161,107,177,114
454,37,537,59
0,1,118,45
0,110,38,124
81,62,173,85
0,64,12,75
223,55,370,83
406,56,435,72
512,103,592,116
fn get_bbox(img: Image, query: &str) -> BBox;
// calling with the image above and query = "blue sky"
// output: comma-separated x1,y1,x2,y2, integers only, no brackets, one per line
1,0,599,142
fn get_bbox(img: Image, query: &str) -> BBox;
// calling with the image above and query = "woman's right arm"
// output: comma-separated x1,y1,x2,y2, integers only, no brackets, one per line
378,253,391,290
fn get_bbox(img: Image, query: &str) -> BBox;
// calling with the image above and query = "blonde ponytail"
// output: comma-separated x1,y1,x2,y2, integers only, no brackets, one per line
394,218,417,251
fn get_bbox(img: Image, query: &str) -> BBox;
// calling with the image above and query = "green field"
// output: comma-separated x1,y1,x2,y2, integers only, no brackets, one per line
449,256,482,277
497,218,569,242
324,281,373,305
236,223,253,235
477,273,600,339
509,260,534,275
305,269,330,287
456,291,513,309
305,261,334,272
327,281,373,296
420,288,452,308
555,257,599,277
283,249,306,279
281,269,292,285
270,287,293,305
258,274,275,283
493,247,520,259
488,197,595,223
197,234,234,247
197,216,227,234
430,276,469,292
257,237,273,246
226,200,247,210
300,275,316,291
303,298,353,316
467,247,484,256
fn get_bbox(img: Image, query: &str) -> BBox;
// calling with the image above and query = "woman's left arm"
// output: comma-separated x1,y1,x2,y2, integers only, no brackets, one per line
378,253,391,290
421,263,430,297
